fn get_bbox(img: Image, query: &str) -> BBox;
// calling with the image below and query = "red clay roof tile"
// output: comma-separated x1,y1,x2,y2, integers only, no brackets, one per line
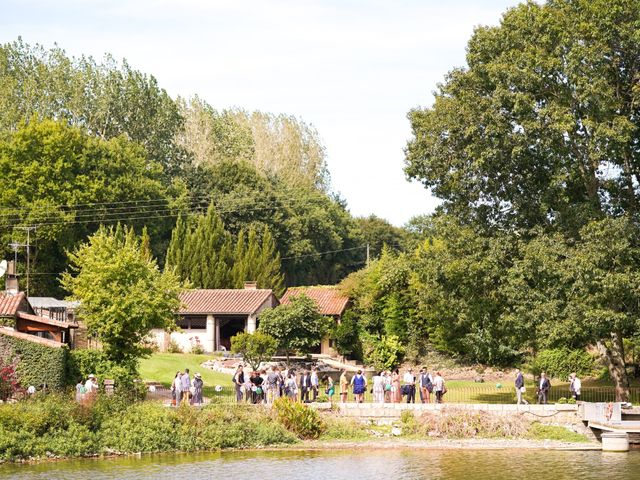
0,291,25,317
179,289,277,315
280,286,349,316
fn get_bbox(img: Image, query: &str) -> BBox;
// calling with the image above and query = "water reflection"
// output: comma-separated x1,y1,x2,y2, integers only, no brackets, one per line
0,448,638,480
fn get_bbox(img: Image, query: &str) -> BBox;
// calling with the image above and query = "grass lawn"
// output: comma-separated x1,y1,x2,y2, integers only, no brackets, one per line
139,353,234,391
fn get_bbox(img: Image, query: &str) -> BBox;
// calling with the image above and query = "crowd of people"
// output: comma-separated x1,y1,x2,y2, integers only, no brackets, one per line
231,365,449,404
171,368,204,406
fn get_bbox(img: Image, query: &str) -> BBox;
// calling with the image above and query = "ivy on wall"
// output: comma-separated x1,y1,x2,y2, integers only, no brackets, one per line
0,333,70,389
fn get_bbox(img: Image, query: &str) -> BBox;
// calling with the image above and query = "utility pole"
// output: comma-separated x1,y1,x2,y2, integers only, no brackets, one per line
366,243,370,268
12,226,36,296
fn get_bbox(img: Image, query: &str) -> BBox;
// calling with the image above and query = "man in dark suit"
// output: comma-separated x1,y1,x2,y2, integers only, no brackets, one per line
537,372,551,404
299,369,312,403
515,369,527,405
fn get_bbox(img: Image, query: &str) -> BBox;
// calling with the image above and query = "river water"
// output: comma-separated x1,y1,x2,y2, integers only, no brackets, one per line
0,448,638,480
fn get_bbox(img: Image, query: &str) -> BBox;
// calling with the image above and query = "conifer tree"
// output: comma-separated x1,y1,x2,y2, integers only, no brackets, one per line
166,214,187,274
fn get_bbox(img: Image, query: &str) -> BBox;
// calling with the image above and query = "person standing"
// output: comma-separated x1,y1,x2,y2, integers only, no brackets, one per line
351,369,367,403
569,373,581,402
372,371,385,403
310,367,319,401
300,369,312,403
515,369,528,405
286,373,298,400
403,368,416,404
171,371,182,406
383,371,392,403
433,372,445,404
339,369,349,403
266,366,280,404
191,373,204,405
391,369,401,403
233,365,244,403
322,374,335,402
419,368,433,404
181,368,192,405
537,372,551,404
75,379,85,403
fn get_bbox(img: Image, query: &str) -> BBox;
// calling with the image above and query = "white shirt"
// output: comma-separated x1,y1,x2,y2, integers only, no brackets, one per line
539,378,546,389
85,379,97,392
403,372,415,384
433,375,444,391
572,377,581,393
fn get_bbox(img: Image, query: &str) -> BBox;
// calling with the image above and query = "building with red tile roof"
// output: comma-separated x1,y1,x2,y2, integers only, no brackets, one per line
151,283,279,353
280,286,351,356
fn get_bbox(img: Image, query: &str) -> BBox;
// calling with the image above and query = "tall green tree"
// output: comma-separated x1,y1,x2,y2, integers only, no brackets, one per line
258,294,330,364
0,119,170,295
62,225,182,370
405,0,640,235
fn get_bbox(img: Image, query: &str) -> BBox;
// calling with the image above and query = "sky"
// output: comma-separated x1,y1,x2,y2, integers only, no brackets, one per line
1,0,521,226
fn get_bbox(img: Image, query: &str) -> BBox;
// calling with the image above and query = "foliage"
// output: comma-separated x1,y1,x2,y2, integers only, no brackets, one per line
230,332,277,371
320,416,370,440
167,339,183,354
62,225,182,369
528,349,597,380
0,333,69,390
330,311,362,360
68,349,142,393
258,294,330,361
361,334,405,371
356,215,409,258
0,395,295,461
0,359,19,401
526,423,588,442
166,205,284,293
0,119,171,295
401,408,529,439
177,97,329,190
405,0,640,235
272,397,325,439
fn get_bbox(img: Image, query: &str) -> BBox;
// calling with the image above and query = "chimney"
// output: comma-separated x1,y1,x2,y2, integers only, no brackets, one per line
244,281,257,290
5,260,19,295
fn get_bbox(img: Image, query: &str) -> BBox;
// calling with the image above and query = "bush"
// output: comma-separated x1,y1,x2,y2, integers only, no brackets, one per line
167,339,182,353
272,397,325,439
362,334,405,370
321,416,369,440
401,407,529,439
529,348,596,379
0,395,296,461
557,397,567,404
526,423,588,442
0,333,70,390
68,349,143,396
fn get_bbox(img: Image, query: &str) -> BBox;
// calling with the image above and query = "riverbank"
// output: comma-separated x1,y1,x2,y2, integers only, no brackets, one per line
0,394,598,464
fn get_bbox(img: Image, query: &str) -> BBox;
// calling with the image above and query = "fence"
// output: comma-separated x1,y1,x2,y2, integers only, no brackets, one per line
149,384,640,405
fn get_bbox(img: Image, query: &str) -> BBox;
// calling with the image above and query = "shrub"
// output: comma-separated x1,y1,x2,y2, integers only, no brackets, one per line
361,334,405,370
68,349,142,396
402,407,529,439
321,416,370,440
557,397,567,404
0,359,19,401
528,348,596,379
167,339,182,353
272,397,325,439
0,333,70,389
526,422,588,442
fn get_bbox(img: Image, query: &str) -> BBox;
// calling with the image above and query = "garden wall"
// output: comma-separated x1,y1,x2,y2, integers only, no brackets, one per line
0,329,70,389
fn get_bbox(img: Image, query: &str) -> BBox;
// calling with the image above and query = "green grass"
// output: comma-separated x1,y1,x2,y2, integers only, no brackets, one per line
139,353,234,395
526,423,589,442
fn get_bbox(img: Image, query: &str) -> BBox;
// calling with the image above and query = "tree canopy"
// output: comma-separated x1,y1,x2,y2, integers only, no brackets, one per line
62,225,182,369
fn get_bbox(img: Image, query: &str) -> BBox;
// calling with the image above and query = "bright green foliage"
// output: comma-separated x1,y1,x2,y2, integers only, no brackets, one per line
529,348,597,380
361,334,405,371
0,119,171,295
231,226,284,294
0,332,70,389
62,225,182,369
272,397,326,439
258,294,330,361
230,332,278,371
0,395,295,461
68,349,143,394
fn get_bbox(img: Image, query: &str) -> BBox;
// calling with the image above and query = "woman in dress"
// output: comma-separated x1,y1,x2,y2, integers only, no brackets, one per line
191,373,204,405
392,368,401,403
372,371,385,403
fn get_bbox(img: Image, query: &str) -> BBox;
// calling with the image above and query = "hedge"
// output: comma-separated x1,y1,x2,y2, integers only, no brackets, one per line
0,333,70,390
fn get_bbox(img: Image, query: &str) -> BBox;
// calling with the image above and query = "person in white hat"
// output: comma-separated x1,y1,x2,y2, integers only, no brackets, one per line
85,374,98,395
191,373,204,405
